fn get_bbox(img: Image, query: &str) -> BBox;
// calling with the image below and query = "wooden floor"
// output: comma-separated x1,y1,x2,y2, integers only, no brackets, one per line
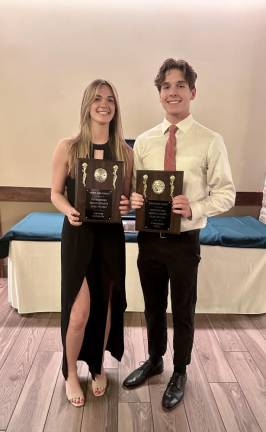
0,278,266,432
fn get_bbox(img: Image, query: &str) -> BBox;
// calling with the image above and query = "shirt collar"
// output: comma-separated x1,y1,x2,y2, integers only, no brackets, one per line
162,114,194,135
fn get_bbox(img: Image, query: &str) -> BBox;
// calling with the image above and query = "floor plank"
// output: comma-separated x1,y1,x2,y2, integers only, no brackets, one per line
226,351,266,432
248,314,266,340
184,349,226,432
0,278,7,291
0,278,7,292
207,314,247,351
0,315,50,430
194,315,236,383
6,351,61,432
210,382,261,432
0,280,11,328
230,315,266,378
104,350,119,369
82,369,119,432
118,402,153,432
44,361,87,432
38,317,62,352
0,308,26,369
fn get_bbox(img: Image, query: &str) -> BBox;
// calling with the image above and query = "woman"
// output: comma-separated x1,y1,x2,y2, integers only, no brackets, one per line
51,79,133,407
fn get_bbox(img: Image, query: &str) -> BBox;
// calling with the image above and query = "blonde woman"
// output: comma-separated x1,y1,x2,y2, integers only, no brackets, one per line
51,79,133,407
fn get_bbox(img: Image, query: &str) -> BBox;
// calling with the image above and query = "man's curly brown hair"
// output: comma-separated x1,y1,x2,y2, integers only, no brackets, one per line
154,58,197,91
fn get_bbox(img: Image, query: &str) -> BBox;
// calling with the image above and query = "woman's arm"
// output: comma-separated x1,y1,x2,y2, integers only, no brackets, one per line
123,144,134,198
51,139,82,226
119,144,134,215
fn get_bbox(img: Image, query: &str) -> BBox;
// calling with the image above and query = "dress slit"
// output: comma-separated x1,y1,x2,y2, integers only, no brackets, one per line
61,179,126,380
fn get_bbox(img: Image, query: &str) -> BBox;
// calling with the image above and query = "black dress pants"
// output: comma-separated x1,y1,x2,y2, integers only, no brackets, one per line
137,230,201,369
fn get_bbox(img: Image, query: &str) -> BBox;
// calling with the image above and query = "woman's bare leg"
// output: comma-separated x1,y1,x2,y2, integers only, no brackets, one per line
65,278,90,406
92,296,111,396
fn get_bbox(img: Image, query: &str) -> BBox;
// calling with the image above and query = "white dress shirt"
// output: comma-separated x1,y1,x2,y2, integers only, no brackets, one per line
133,114,236,232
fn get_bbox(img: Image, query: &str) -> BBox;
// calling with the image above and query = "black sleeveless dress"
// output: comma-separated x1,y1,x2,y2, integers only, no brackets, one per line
61,144,127,379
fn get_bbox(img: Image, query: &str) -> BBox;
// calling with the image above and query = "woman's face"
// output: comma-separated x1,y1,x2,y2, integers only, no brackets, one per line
90,84,116,126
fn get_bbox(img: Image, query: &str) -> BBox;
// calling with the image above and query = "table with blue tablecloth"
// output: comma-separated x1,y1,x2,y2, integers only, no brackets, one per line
1,212,266,314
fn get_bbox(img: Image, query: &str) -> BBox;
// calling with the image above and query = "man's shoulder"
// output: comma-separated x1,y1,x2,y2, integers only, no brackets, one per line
136,123,162,141
192,119,222,141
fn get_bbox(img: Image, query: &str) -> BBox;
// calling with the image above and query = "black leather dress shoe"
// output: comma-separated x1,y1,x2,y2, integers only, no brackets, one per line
162,372,187,410
123,358,164,389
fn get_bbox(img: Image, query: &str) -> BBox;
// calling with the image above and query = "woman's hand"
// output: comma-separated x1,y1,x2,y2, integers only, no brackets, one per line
67,208,82,226
172,195,192,218
130,192,144,209
119,195,130,215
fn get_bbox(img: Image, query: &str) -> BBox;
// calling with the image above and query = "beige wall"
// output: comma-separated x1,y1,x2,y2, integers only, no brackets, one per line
0,1,265,231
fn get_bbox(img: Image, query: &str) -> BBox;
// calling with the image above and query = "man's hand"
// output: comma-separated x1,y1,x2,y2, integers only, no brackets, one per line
130,192,144,209
119,194,130,215
67,208,82,226
172,195,192,218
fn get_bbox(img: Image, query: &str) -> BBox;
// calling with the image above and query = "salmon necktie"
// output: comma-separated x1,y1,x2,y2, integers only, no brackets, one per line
164,124,177,171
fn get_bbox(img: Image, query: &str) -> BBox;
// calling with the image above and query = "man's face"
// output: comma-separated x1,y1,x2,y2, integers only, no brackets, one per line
159,68,196,123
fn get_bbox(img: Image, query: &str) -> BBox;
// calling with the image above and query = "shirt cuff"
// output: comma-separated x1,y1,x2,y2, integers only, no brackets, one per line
190,201,203,221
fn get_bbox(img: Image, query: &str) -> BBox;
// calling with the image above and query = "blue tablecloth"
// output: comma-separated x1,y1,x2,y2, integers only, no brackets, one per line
1,212,266,259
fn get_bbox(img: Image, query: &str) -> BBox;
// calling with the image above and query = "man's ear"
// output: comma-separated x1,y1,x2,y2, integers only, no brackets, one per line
191,88,196,100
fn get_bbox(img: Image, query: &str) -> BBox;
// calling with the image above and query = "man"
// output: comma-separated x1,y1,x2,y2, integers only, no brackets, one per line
123,58,235,410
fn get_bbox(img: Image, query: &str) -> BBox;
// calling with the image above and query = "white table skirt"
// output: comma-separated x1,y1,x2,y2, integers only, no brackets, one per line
8,240,266,314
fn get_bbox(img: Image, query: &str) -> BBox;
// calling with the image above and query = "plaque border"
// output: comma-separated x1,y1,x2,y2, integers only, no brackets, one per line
135,169,184,234
74,158,124,223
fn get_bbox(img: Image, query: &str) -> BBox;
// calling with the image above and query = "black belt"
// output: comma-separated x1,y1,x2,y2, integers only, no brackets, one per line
140,229,200,239
159,232,174,239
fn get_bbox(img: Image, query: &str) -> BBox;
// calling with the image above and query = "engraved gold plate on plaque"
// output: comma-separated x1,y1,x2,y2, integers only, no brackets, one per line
152,180,165,195
94,168,107,183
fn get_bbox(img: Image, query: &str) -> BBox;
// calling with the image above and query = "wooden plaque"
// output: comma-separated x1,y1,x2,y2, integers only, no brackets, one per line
135,170,184,234
74,158,123,223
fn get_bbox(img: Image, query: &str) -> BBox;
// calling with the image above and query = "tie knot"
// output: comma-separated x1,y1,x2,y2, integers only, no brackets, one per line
169,125,177,135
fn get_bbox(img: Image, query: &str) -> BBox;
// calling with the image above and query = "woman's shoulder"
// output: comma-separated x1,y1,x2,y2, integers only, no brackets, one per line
56,137,75,151
54,137,77,160
52,138,76,169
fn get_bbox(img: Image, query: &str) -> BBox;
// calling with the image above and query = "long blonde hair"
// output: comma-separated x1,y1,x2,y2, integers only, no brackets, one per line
68,79,129,175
